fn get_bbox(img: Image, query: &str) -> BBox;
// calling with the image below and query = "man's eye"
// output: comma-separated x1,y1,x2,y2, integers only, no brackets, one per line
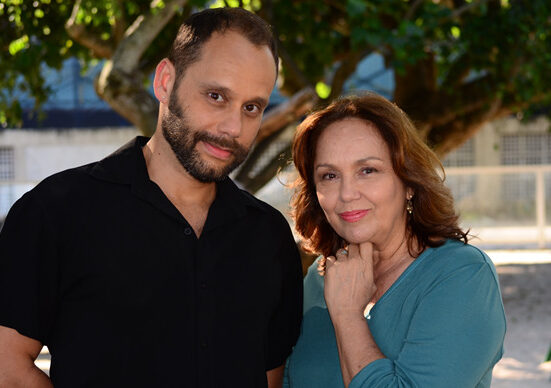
244,104,260,114
208,92,223,102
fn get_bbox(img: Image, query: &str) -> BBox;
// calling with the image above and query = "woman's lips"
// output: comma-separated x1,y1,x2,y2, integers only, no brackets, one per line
202,141,232,160
339,210,368,222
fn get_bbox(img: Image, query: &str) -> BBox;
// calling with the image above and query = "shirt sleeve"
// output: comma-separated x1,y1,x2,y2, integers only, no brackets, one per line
264,220,304,370
349,261,506,388
0,190,59,343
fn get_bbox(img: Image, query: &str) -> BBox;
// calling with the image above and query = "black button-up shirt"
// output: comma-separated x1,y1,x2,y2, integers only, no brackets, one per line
0,137,303,387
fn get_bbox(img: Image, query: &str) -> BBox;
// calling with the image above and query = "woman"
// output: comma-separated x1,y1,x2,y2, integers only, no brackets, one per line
285,93,506,387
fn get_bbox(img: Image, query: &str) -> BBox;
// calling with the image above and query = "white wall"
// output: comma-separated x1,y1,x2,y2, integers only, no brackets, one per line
0,127,139,183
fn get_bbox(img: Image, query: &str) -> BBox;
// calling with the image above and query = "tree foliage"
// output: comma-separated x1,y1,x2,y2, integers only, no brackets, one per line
1,0,550,192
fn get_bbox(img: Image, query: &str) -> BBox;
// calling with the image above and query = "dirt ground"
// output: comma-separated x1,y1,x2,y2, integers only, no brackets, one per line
492,260,551,387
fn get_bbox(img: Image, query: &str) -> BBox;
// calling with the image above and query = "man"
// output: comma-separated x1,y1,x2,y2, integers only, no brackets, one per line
0,8,303,388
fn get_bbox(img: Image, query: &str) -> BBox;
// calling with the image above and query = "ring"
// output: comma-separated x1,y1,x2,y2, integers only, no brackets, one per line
337,249,348,256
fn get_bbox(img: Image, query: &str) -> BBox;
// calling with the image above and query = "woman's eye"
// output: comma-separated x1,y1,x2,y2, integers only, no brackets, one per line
208,92,223,102
321,172,337,180
361,167,375,175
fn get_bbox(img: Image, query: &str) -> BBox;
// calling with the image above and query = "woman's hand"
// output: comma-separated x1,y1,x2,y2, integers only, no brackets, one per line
323,242,377,319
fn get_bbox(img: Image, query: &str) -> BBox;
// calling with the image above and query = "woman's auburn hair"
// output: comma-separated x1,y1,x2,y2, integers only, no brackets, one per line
291,93,468,258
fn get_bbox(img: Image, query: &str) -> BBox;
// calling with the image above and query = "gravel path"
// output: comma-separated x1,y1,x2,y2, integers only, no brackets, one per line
492,262,551,387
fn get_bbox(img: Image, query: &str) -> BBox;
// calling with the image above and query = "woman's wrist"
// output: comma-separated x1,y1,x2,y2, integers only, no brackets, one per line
329,309,367,325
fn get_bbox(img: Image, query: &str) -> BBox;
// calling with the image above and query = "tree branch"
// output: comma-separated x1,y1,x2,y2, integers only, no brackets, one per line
113,0,128,44
234,127,292,193
328,51,367,101
113,0,187,73
65,0,114,58
440,52,472,90
94,0,187,135
277,38,315,92
449,0,490,20
235,88,317,189
256,87,317,143
95,62,159,136
428,97,505,156
404,0,425,21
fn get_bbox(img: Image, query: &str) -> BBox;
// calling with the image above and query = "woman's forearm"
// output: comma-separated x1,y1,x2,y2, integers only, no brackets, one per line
332,312,385,387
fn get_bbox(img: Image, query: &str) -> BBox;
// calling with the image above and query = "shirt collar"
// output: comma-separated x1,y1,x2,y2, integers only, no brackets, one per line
88,136,148,185
88,136,266,228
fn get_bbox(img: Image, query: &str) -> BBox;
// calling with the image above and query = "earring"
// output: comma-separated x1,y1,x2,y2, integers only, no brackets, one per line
406,197,413,215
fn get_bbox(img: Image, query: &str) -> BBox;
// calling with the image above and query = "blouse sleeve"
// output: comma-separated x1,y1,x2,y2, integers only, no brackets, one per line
349,261,506,388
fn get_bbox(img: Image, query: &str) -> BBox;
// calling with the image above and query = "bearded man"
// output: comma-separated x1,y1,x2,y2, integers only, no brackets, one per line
0,8,302,388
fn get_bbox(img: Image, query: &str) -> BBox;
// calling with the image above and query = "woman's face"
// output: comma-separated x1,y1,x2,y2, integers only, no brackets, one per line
313,117,411,249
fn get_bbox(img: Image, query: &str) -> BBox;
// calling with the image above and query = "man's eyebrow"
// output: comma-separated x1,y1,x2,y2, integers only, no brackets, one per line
199,82,233,97
199,82,269,109
250,97,269,109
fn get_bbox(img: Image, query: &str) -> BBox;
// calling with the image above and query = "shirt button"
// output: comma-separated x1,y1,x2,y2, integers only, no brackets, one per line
184,227,192,235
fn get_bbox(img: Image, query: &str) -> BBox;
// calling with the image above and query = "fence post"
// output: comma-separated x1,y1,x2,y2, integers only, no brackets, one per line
535,169,546,249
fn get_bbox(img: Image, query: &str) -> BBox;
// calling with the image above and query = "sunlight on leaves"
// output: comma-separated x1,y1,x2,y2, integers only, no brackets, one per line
209,0,225,8
315,82,331,99
451,26,461,38
9,35,29,56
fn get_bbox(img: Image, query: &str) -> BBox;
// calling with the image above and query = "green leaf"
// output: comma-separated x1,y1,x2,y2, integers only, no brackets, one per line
8,35,29,55
346,0,367,17
315,82,331,99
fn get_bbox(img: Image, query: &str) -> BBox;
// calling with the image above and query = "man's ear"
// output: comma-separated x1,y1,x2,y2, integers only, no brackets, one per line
153,58,176,104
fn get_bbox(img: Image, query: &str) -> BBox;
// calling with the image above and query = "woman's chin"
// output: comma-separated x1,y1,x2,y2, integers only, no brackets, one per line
338,232,372,246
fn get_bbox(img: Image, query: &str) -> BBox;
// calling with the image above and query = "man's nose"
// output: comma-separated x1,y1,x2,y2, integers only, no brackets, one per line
217,108,243,138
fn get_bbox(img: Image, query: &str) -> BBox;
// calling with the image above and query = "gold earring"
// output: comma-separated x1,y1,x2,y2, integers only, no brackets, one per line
406,197,413,215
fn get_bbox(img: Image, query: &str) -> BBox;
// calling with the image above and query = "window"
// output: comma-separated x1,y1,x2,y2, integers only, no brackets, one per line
443,138,475,202
501,134,551,165
500,134,551,202
0,147,15,181
443,138,475,167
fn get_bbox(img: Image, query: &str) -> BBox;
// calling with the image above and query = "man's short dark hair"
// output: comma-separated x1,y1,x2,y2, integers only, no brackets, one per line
168,7,278,86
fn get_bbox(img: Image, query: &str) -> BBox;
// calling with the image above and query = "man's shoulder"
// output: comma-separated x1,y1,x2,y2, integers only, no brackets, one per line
31,162,99,197
234,184,289,224
30,136,142,200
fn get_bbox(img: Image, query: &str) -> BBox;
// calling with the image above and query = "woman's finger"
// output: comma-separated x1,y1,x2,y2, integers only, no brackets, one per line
335,248,348,260
347,244,359,259
317,257,327,276
358,242,374,262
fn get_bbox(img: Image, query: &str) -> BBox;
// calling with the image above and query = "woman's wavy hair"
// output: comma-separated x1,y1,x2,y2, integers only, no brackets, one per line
291,93,468,257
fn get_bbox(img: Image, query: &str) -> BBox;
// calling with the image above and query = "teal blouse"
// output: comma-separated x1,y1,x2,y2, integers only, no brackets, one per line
285,239,506,387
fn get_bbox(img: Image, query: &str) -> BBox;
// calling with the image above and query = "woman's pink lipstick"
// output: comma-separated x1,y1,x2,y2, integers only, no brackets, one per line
339,210,368,223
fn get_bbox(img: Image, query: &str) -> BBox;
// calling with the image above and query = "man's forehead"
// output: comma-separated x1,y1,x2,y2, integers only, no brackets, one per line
182,33,276,99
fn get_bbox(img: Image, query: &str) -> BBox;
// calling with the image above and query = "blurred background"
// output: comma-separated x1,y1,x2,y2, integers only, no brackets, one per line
1,0,550,386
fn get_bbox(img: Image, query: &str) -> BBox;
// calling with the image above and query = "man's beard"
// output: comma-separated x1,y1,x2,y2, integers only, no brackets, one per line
161,95,250,183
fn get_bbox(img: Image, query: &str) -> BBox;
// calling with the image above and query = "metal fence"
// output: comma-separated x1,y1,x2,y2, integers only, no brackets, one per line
2,164,550,247
445,165,551,248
